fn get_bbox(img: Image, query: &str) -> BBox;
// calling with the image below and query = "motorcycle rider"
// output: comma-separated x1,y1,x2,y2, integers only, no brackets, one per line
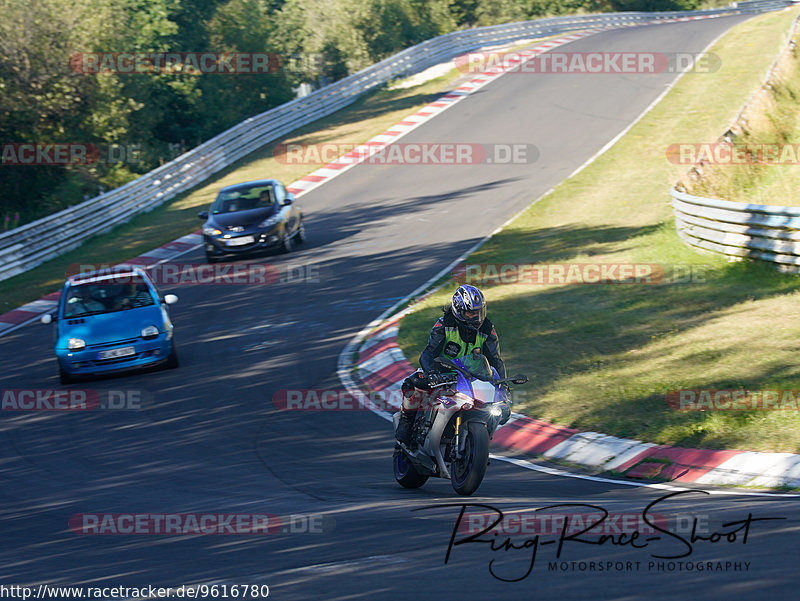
396,284,509,444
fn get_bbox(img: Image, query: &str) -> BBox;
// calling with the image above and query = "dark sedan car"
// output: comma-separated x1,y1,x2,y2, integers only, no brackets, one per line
199,179,305,262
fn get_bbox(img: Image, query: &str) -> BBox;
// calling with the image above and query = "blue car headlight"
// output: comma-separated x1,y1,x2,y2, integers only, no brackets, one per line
141,325,159,340
203,226,222,236
258,215,280,229
68,338,86,351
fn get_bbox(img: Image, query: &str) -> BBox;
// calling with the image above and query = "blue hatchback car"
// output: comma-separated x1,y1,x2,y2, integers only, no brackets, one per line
42,267,179,383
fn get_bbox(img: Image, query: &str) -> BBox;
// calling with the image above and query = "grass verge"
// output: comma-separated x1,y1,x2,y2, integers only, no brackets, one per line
397,6,800,453
683,13,800,205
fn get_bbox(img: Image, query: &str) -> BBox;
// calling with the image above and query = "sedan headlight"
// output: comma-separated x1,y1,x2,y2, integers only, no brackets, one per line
68,338,86,351
258,215,280,229
203,226,222,236
141,325,159,340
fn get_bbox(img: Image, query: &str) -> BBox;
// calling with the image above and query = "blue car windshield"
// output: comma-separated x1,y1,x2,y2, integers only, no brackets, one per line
64,278,155,318
210,186,274,214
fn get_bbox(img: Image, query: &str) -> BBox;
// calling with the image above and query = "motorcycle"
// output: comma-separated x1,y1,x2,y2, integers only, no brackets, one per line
392,350,529,496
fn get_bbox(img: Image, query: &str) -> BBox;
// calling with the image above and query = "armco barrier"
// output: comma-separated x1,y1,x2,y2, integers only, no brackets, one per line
0,0,791,282
671,188,800,269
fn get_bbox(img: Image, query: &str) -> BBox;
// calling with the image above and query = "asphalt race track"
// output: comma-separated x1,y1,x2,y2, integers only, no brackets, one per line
2,14,798,601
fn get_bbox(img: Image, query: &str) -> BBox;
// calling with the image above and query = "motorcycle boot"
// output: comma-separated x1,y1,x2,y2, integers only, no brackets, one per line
395,409,414,444
396,378,425,444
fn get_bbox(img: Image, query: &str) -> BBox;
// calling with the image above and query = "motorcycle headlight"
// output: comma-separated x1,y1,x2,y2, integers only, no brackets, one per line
490,405,503,417
258,215,280,229
203,226,222,236
68,338,86,351
141,325,159,340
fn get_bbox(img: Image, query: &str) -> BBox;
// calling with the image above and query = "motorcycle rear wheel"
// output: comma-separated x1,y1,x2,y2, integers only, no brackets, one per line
393,445,429,488
450,421,489,496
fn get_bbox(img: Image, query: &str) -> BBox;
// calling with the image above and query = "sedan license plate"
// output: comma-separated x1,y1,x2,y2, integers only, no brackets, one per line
226,236,255,247
98,346,136,360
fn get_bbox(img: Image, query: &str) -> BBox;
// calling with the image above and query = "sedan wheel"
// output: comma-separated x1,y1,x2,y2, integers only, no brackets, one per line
295,219,306,244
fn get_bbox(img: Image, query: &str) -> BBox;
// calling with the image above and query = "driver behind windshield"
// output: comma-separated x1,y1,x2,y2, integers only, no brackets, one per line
65,286,104,317
257,189,273,207
114,283,154,310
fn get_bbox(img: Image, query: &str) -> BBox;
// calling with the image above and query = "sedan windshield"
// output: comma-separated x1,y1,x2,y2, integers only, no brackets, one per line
64,277,155,318
210,185,275,214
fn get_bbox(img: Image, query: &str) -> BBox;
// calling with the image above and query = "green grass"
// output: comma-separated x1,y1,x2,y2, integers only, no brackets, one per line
398,6,800,453
684,14,800,206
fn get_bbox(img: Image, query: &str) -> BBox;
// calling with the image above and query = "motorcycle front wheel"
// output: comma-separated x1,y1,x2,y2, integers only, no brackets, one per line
450,421,489,496
393,445,429,488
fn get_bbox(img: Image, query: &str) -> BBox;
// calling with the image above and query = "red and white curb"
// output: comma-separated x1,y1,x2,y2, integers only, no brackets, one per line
352,314,800,490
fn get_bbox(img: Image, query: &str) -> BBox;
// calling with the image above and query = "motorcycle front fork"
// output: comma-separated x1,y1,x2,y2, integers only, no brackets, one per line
453,414,466,459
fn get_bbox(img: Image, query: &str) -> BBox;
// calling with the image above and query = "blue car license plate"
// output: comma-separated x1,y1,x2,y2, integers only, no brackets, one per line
97,346,136,360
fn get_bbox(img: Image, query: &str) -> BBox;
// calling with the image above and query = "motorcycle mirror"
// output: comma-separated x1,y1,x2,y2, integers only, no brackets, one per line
512,374,528,385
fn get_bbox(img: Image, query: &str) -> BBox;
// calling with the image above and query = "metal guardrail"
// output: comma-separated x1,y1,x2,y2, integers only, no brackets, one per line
672,188,800,269
0,0,792,282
